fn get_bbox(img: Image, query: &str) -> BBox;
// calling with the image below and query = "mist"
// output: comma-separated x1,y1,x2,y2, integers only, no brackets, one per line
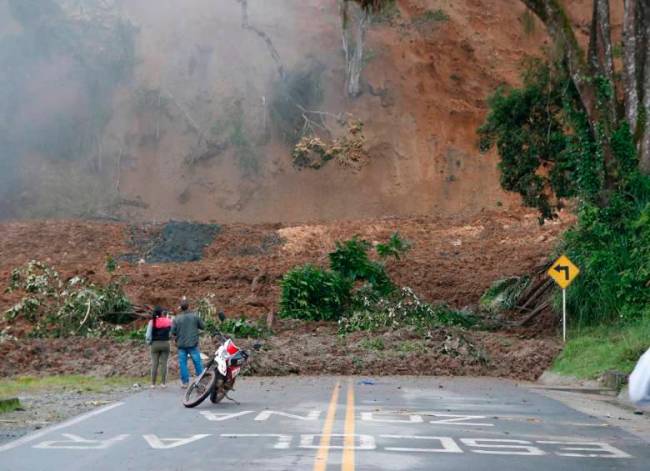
0,0,513,223
0,0,342,220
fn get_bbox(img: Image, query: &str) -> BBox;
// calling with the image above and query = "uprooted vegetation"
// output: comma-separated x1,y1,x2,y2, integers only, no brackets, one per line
4,261,133,337
292,118,370,171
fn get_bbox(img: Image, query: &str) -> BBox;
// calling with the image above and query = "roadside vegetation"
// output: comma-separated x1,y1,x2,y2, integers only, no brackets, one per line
552,316,650,379
0,375,139,398
0,397,22,414
479,1,650,379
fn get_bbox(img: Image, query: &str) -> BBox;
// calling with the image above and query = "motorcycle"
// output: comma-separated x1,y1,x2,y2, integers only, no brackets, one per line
182,312,258,408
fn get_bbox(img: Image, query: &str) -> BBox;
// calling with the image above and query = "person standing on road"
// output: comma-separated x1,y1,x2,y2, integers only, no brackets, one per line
171,299,205,388
629,347,650,407
145,306,172,389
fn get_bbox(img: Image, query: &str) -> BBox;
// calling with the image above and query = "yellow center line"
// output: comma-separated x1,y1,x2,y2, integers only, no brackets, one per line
342,379,355,471
313,380,341,471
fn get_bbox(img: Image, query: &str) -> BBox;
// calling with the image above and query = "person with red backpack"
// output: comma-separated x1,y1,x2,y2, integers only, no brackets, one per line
145,306,172,388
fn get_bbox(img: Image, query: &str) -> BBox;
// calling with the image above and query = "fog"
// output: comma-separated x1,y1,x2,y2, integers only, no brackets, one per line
0,0,342,220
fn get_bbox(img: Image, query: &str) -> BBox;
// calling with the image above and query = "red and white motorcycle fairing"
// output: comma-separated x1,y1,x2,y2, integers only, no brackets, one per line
215,338,242,379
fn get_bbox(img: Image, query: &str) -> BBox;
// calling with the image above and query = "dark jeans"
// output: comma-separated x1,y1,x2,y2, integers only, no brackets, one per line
178,345,203,385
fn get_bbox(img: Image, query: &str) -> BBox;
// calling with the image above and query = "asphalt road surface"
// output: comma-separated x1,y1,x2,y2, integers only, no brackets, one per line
1,376,648,471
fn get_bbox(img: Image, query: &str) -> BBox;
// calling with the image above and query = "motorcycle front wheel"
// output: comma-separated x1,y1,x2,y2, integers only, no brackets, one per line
183,370,218,408
209,377,226,404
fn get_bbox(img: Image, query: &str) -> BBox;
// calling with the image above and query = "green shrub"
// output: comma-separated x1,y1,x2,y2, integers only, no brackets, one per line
280,265,352,321
329,236,394,295
376,232,412,260
563,198,650,325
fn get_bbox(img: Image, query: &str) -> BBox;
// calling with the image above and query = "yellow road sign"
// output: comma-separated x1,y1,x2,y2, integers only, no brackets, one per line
548,255,580,289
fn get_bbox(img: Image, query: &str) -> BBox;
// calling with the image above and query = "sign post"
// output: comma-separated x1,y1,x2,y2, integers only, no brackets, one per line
562,288,566,343
547,255,580,343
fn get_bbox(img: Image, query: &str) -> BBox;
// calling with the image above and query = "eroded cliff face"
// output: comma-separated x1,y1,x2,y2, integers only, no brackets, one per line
1,0,592,222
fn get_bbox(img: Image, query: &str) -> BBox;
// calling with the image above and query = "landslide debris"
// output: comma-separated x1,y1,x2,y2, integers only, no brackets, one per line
121,221,221,263
0,209,572,381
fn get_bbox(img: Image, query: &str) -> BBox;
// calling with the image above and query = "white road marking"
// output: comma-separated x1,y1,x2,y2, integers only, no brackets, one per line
0,401,124,453
221,433,293,449
10,432,635,459
300,434,376,450
254,410,321,421
361,412,424,424
143,434,210,449
200,410,255,421
536,441,632,459
381,435,463,453
426,413,494,427
33,433,129,450
460,438,546,456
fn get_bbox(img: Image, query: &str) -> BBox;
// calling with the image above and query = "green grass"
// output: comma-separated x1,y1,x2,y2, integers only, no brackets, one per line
0,398,22,414
552,316,650,379
0,375,141,398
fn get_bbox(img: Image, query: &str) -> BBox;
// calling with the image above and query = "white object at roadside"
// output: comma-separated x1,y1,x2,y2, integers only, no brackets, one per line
629,347,650,406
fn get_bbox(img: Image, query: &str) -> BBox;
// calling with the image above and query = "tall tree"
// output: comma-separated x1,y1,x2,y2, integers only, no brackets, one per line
521,0,650,175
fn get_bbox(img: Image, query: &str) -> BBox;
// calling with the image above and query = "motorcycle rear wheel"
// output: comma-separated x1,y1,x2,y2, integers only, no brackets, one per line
183,370,218,408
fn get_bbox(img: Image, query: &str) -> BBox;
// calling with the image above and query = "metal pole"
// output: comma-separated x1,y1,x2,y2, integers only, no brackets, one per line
562,288,567,343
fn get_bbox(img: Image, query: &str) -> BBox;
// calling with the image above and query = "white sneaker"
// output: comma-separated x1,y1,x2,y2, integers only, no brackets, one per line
160,383,167,389
150,384,156,389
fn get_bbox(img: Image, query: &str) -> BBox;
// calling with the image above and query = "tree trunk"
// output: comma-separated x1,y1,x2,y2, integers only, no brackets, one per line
340,0,368,98
588,0,617,125
639,1,650,173
623,0,639,133
522,0,619,191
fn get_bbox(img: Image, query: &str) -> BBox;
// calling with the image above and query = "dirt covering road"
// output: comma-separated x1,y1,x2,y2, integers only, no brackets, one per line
0,320,560,381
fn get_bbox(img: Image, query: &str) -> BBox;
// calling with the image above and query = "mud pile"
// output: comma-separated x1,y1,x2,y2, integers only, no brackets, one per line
121,221,221,263
0,320,560,381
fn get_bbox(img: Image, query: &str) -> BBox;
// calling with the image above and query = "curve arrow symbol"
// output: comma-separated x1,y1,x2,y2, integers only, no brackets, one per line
554,265,570,281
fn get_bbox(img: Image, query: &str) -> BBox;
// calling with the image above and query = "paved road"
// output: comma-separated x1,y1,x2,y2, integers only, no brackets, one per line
1,376,648,470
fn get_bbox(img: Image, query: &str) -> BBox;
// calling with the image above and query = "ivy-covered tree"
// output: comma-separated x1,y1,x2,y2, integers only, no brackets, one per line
481,0,650,218
520,0,650,179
